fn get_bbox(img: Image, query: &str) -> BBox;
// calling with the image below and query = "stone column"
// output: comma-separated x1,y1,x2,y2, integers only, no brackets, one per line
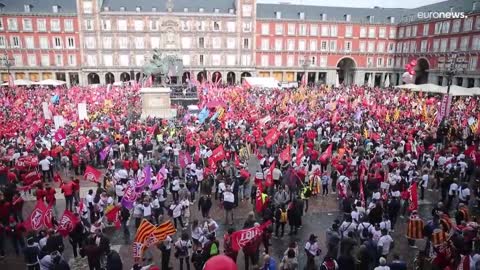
66,72,71,87
475,78,480,87
355,71,365,85
442,77,448,86
326,70,336,85
379,73,385,87
462,77,469,87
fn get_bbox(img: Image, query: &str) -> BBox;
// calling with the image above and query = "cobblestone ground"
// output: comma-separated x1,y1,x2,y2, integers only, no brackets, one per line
1,183,441,270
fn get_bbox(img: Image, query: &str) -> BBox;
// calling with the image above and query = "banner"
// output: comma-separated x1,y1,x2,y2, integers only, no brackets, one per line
408,182,419,211
264,128,280,148
178,151,192,168
231,220,272,251
133,220,176,259
24,201,48,231
78,103,87,120
319,144,333,164
211,145,226,162
99,144,112,161
53,115,65,129
83,166,102,183
265,161,276,187
152,166,167,191
42,102,52,120
57,210,80,237
43,205,54,229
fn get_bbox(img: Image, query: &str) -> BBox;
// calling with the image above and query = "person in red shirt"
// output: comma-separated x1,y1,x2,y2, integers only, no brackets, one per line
45,184,56,207
72,153,80,176
35,184,46,202
61,180,74,211
7,169,17,183
123,158,131,174
0,198,11,225
72,178,80,204
131,159,139,176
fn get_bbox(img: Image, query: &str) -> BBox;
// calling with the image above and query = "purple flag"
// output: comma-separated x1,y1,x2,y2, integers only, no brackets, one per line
135,165,152,190
121,184,137,210
354,110,363,122
100,144,112,161
151,165,167,191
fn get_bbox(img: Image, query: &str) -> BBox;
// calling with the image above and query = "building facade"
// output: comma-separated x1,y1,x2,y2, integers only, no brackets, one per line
77,0,256,86
0,0,81,85
1,0,480,87
256,0,480,86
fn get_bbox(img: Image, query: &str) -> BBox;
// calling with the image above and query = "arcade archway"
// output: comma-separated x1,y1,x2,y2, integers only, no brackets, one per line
182,72,191,84
197,71,207,83
241,72,252,82
415,58,429,84
227,72,236,85
87,73,100,84
336,57,356,85
212,71,222,83
120,72,130,82
105,73,115,84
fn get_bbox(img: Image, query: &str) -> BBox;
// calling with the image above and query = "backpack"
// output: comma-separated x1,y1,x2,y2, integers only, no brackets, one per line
280,210,288,223
209,242,219,256
361,224,372,239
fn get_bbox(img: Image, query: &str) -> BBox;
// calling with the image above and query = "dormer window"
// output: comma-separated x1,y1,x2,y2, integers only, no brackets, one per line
367,15,374,23
321,13,327,21
199,8,204,12
214,8,219,13
275,11,281,19
152,7,157,12
103,6,109,11
389,16,395,23
229,8,234,14
299,12,305,20
474,2,478,10
184,8,188,12
345,14,351,22
24,4,31,13
52,5,59,13
136,6,141,12
120,6,125,11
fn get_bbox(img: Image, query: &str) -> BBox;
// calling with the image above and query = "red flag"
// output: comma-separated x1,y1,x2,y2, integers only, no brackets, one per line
211,145,225,162
319,144,333,164
279,145,291,163
83,165,102,183
255,182,266,213
408,182,419,211
57,210,80,237
234,153,240,167
105,205,120,223
265,161,276,187
296,144,304,166
230,220,272,251
24,201,47,231
194,145,201,162
208,157,217,171
43,205,54,229
53,173,62,183
54,128,66,141
264,128,280,148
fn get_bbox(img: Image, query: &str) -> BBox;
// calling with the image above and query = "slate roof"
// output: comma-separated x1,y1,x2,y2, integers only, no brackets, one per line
101,0,236,13
0,0,77,14
257,0,477,23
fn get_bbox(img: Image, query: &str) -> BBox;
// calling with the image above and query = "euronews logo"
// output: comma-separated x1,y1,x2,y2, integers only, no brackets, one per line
418,11,467,19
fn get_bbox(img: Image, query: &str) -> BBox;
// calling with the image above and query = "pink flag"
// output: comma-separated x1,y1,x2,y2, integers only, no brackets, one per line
152,166,167,191
178,151,192,168
54,128,66,141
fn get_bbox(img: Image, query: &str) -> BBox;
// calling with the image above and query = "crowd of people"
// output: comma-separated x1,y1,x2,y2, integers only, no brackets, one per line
0,81,479,270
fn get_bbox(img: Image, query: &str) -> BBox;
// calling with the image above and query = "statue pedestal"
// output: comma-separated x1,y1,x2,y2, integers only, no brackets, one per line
140,87,177,119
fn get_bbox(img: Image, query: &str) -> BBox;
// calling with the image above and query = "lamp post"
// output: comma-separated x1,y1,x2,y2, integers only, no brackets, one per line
301,58,311,85
442,50,466,123
1,53,14,82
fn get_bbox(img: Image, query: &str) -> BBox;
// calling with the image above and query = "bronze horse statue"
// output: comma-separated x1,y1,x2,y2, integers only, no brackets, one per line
140,49,181,87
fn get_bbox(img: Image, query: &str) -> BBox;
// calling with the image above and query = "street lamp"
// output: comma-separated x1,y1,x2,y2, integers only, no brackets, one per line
1,53,14,81
442,50,466,122
301,58,311,85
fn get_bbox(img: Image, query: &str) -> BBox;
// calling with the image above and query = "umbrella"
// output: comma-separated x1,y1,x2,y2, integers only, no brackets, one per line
384,74,390,87
335,73,340,88
35,79,66,86
1,79,34,86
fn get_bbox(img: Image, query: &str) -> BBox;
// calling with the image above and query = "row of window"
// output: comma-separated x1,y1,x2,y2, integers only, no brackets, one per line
259,55,394,68
260,23,396,39
397,16,480,39
0,18,74,32
88,19,252,32
395,36,480,53
85,54,253,67
82,36,252,50
0,35,75,49
260,39,396,53
10,53,76,67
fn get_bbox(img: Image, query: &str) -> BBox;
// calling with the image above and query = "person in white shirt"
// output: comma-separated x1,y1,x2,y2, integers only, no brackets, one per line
39,157,51,182
377,229,394,257
115,182,125,203
171,178,181,201
374,257,391,270
458,184,471,205
169,200,184,229
447,181,459,209
420,172,429,200
180,198,191,226
142,199,153,223
339,216,357,238
304,234,320,269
